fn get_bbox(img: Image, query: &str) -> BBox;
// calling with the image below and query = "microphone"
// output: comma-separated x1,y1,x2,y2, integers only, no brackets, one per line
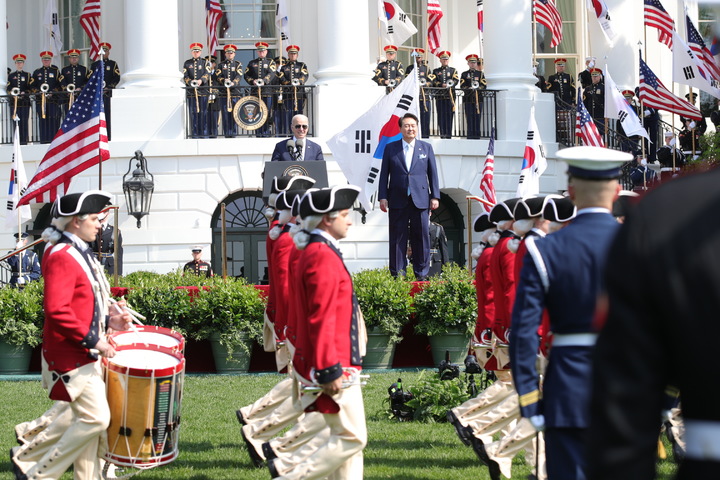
295,139,304,160
286,139,295,158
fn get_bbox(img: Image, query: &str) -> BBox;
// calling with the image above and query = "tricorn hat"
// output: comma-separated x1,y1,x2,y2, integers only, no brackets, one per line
299,186,360,219
270,175,316,194
489,197,521,223
51,190,112,218
513,196,546,221
542,195,576,223
473,212,494,232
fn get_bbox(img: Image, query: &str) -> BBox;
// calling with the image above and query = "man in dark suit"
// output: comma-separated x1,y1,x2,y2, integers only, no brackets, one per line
379,112,440,280
509,146,632,480
270,114,324,161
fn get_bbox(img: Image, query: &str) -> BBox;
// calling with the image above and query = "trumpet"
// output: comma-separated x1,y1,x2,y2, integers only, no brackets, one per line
223,79,233,88
190,79,201,88
11,87,19,120
291,78,301,87
387,78,397,88
419,77,426,86
471,80,480,89
255,79,265,86
66,83,76,109
224,79,233,112
300,367,369,393
40,83,49,119
446,80,455,88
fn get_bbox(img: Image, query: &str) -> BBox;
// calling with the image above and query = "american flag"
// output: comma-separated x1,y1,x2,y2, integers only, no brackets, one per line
686,15,720,81
639,58,701,120
533,0,563,48
427,0,443,54
17,64,109,206
80,0,101,60
479,127,496,212
575,88,605,147
644,0,674,49
206,0,223,56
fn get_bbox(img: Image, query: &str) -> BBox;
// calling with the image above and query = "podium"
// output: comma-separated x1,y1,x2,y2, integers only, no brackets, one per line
262,161,329,199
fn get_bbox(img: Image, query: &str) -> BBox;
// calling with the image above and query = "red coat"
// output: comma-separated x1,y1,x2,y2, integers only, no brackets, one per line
489,233,517,340
42,242,100,373
474,245,495,336
292,235,361,413
265,219,280,322
270,227,294,341
284,246,303,349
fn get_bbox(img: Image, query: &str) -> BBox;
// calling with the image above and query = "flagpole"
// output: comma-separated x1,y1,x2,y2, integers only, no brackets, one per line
466,197,472,274
98,47,105,190
13,118,25,269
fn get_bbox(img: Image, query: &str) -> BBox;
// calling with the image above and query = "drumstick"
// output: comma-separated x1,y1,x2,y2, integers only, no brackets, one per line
109,298,145,325
113,304,149,348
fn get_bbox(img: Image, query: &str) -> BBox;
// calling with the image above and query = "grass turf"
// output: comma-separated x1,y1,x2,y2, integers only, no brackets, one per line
1,370,679,479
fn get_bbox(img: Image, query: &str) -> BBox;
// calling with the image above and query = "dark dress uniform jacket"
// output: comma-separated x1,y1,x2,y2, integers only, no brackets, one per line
459,69,487,102
589,168,720,479
60,64,88,91
510,210,619,427
8,70,31,97
583,82,605,120
183,58,210,94
547,72,575,104
244,58,277,88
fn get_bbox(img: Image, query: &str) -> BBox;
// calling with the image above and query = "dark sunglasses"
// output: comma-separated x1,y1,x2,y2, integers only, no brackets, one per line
293,125,308,130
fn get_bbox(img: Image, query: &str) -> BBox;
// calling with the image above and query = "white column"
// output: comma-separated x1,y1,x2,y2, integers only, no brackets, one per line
119,0,181,88
0,0,8,95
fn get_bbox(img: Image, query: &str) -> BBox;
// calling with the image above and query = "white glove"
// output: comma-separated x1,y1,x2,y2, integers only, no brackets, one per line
644,109,651,116
689,121,697,129
529,415,546,432
669,138,676,147
15,241,23,249
17,277,26,285
640,157,647,166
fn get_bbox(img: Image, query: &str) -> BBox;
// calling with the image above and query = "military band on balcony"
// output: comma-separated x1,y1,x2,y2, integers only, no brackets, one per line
276,45,309,136
7,54,31,145
30,51,61,144
460,55,487,140
217,44,243,138
432,51,459,139
405,48,434,139
183,43,211,139
373,45,405,94
60,49,88,113
89,43,120,141
244,42,277,137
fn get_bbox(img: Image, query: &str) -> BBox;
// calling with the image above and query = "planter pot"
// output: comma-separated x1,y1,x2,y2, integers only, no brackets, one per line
428,329,471,366
209,333,252,373
363,328,397,369
0,340,32,375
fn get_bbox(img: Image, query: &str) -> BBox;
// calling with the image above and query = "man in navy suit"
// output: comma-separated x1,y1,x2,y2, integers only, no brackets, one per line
379,113,440,280
271,114,324,162
509,146,632,480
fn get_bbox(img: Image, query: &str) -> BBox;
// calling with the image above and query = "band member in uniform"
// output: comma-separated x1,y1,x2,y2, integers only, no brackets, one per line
582,68,605,135
578,56,596,90
184,245,213,277
271,114,324,162
379,113,441,281
432,51,459,139
405,48,434,138
589,166,720,480
10,190,132,480
8,54,31,144
60,49,88,112
29,51,61,144
89,43,120,140
547,58,575,108
6,232,41,287
460,54,487,139
89,211,123,275
183,43,211,139
244,42,277,137
216,44,243,138
267,185,368,480
207,55,221,138
510,146,631,480
372,45,404,94
276,45,309,135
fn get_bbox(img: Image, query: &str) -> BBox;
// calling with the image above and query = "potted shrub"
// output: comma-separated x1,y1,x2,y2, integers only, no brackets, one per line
0,280,45,374
188,277,266,373
413,263,477,366
352,268,414,369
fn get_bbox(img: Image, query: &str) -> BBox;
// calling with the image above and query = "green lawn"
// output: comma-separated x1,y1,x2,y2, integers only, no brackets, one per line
1,371,679,479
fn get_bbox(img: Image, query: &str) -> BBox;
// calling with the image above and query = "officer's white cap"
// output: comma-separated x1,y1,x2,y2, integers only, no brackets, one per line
557,146,632,180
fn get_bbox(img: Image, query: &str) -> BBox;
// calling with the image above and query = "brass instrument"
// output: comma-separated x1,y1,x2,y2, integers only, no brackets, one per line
66,83,76,109
446,78,456,112
10,87,19,120
471,80,480,89
40,83,49,118
291,78,300,110
291,78,300,87
10,87,20,95
224,79,233,112
254,79,265,86
387,78,397,88
419,77,426,86
190,79,200,113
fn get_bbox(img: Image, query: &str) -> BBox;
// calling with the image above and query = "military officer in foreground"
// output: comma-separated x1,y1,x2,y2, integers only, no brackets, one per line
276,45,309,135
29,51,61,143
510,146,632,480
373,45,404,94
244,41,277,137
405,48,434,138
460,54,487,139
432,51,459,139
217,44,243,138
8,53,31,144
89,42,120,140
183,43,211,138
547,58,575,108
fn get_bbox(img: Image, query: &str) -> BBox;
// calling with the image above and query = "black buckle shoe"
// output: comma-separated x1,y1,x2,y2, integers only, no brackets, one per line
235,409,247,426
470,436,489,466
241,428,265,468
268,457,281,479
10,447,27,480
262,442,278,461
447,410,472,446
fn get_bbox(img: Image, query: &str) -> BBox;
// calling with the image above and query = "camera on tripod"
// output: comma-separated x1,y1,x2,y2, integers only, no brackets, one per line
388,378,414,421
438,351,460,380
464,354,483,374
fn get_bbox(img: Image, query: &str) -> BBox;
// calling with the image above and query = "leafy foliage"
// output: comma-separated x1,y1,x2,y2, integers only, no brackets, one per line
352,268,414,343
402,371,472,423
0,280,45,347
688,132,720,172
413,263,477,336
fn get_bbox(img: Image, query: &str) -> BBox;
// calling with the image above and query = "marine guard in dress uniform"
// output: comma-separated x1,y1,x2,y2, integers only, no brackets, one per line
547,58,575,108
88,212,123,275
6,232,41,288
11,190,132,480
29,51,61,144
267,185,368,480
406,48,434,138
216,44,243,138
244,42,277,137
60,49,88,112
373,45,404,94
8,54,31,144
89,43,120,140
183,43,211,139
582,68,605,135
510,146,631,480
184,245,213,277
460,54,487,139
276,45,309,136
432,51,459,139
